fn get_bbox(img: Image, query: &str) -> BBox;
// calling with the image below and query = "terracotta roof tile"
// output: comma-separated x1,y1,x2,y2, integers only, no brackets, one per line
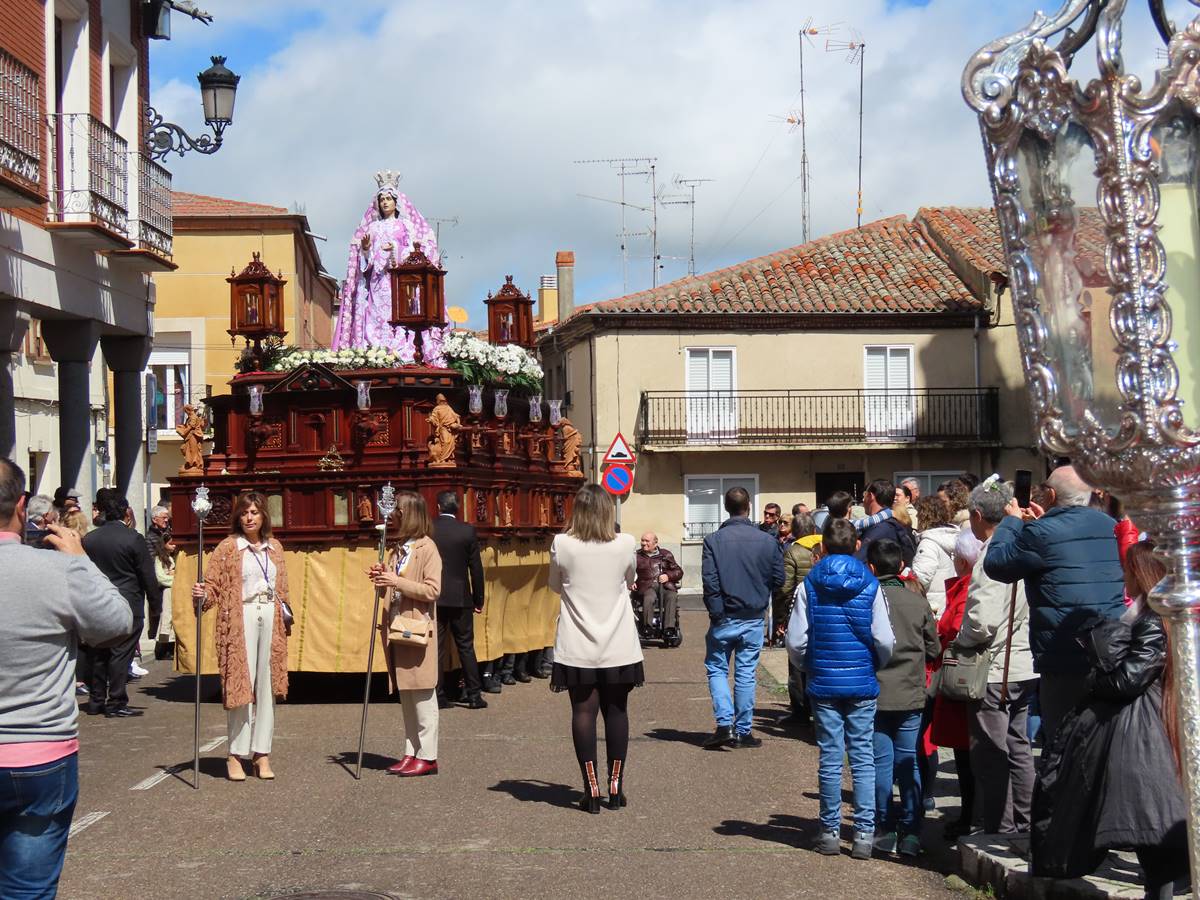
919,205,1107,286
172,190,289,217
583,215,982,319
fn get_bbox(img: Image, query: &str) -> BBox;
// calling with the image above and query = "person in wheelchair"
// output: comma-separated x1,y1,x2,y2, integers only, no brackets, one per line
633,532,683,645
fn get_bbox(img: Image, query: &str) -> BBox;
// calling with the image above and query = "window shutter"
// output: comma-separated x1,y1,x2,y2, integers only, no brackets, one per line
864,347,887,392
887,347,912,392
687,349,711,392
710,350,733,392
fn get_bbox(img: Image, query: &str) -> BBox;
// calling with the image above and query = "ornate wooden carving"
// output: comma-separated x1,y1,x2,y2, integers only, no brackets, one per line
169,362,583,544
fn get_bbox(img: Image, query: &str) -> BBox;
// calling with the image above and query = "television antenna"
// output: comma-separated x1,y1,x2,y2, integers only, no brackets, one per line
827,29,866,229
659,175,713,276
575,156,658,292
428,216,458,256
776,19,840,244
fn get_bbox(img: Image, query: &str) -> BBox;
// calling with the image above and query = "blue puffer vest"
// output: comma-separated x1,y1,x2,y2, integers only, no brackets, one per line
804,554,880,701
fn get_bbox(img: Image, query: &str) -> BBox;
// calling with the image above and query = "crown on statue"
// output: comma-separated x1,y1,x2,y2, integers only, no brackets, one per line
375,169,402,195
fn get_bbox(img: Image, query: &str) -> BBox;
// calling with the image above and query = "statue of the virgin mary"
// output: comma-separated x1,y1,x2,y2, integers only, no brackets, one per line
330,171,446,364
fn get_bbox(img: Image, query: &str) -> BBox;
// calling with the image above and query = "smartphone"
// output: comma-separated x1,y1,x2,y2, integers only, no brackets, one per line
24,525,51,547
1015,469,1033,509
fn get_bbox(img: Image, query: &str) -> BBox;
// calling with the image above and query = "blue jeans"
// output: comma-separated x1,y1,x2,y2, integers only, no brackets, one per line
873,709,923,835
704,616,765,735
812,697,877,833
0,753,79,899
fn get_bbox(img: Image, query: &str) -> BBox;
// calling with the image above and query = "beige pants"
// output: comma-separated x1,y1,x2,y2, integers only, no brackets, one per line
399,688,439,760
228,600,275,758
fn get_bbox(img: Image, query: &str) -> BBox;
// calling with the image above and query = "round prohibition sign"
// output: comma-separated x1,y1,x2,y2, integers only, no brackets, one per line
602,464,633,496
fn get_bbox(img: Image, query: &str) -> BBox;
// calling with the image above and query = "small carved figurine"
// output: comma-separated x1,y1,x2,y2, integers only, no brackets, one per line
502,496,513,528
176,404,206,474
426,393,462,467
357,492,375,523
556,418,583,475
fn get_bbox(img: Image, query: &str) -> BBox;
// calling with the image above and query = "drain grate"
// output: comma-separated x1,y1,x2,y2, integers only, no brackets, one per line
270,893,396,900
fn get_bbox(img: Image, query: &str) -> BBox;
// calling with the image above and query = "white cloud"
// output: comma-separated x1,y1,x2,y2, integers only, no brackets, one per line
148,0,1187,328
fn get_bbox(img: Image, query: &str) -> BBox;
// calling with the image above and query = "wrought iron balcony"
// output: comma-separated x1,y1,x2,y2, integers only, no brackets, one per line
0,48,42,204
637,388,1000,448
128,151,173,260
48,113,129,238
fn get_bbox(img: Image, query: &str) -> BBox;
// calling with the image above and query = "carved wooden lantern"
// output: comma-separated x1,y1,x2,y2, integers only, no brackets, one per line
389,242,446,328
389,242,446,365
485,275,534,348
228,252,287,343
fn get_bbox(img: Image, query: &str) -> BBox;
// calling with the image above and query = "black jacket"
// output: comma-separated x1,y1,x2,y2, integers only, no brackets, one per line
432,514,485,609
856,514,917,567
83,520,163,625
1031,609,1188,878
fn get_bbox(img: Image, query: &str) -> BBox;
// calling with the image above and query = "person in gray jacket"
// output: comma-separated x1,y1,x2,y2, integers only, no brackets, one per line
955,479,1039,836
0,457,132,898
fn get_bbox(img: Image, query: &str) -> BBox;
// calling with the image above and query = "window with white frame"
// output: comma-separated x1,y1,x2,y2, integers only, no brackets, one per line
145,348,189,433
685,347,736,441
864,345,915,440
684,474,758,540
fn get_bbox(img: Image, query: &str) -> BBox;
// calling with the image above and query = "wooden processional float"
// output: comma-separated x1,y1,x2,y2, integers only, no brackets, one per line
166,244,584,676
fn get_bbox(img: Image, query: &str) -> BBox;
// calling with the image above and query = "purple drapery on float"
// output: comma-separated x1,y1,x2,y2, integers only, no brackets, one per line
330,176,448,365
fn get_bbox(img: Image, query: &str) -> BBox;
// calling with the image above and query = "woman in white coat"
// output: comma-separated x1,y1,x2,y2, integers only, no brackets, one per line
549,484,644,814
911,494,959,616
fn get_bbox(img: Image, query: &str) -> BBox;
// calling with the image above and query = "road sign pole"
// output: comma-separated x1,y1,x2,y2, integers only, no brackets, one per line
615,495,622,531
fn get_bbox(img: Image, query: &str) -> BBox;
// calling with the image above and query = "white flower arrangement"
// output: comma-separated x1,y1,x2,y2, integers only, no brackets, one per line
264,332,544,392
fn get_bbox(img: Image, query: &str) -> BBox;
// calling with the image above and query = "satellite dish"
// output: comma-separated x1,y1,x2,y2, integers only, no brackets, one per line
447,306,469,324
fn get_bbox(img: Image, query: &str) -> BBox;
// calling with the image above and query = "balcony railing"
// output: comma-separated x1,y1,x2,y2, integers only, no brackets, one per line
0,48,41,195
637,388,1000,447
49,113,128,235
129,151,172,258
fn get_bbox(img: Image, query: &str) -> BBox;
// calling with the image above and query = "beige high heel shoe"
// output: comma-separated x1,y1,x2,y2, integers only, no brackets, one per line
226,755,246,781
253,754,275,780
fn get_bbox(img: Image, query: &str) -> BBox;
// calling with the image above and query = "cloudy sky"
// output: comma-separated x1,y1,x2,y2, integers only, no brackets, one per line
148,0,1184,327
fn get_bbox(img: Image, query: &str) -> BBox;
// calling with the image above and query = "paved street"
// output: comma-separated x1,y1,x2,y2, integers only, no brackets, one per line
60,610,960,899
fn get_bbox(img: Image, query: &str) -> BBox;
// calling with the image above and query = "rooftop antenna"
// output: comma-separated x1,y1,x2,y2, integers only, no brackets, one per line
659,175,713,276
826,29,866,229
428,216,458,256
575,156,658,292
772,19,839,244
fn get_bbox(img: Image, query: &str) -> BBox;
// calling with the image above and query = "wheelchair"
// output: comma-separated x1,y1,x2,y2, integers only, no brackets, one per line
632,583,683,649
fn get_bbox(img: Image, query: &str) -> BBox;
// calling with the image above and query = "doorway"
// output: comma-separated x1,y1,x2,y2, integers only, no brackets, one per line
814,472,865,506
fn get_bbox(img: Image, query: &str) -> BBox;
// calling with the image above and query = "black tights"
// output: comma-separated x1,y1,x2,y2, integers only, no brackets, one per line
568,684,632,772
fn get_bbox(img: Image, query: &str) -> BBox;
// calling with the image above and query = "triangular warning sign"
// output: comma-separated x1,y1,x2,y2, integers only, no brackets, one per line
603,432,636,466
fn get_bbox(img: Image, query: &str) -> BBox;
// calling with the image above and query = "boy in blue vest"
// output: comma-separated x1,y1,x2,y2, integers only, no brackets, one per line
786,517,895,859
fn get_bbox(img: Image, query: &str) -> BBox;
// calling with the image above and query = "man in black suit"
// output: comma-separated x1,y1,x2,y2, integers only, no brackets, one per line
433,491,487,709
81,490,162,718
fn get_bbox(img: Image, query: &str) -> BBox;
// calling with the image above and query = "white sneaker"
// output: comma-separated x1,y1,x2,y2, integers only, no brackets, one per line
130,662,149,677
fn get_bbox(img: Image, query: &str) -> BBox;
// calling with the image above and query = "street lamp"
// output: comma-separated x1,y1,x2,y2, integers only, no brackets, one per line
964,0,1200,875
144,55,240,160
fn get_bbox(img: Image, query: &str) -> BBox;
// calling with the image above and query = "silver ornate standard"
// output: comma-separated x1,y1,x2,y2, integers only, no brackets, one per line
355,484,396,780
964,0,1200,875
190,485,212,790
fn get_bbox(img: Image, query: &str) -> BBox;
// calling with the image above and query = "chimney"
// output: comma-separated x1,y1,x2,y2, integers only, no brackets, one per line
537,274,558,324
556,250,575,320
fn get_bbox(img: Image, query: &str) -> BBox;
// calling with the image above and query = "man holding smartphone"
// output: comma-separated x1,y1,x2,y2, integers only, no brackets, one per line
0,457,133,898
983,465,1126,743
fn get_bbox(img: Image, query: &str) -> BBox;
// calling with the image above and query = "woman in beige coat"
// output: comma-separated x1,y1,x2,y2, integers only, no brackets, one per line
192,492,290,782
369,490,442,777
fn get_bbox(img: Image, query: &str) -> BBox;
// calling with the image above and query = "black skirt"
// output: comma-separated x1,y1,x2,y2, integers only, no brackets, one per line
550,661,645,693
